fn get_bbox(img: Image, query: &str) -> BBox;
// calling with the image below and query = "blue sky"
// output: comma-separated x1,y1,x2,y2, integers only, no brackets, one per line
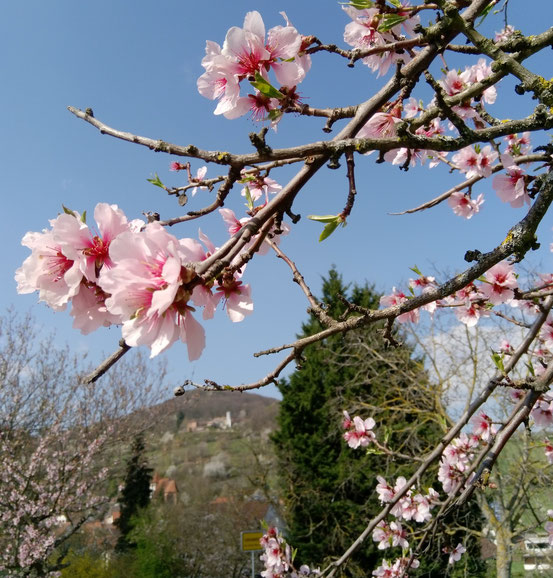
3,1,552,399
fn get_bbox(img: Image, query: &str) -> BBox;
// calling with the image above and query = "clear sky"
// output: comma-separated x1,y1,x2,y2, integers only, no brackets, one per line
3,1,552,399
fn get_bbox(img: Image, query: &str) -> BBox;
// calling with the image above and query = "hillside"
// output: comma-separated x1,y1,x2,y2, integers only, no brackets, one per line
139,390,280,506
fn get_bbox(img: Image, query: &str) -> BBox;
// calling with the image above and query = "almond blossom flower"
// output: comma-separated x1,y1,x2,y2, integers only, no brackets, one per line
189,166,209,196
69,281,120,335
447,543,466,564
170,162,186,171
342,4,419,77
55,203,136,283
98,223,207,359
479,261,517,305
16,225,83,311
495,25,515,43
372,521,409,550
531,396,553,427
493,156,530,208
540,321,553,351
380,288,420,324
372,556,420,577
198,11,310,119
448,191,484,219
212,269,253,322
452,146,497,179
241,175,282,204
544,440,553,464
376,476,395,503
358,111,402,140
343,414,377,449
499,339,514,354
219,208,289,256
452,146,479,178
471,412,497,443
505,132,532,156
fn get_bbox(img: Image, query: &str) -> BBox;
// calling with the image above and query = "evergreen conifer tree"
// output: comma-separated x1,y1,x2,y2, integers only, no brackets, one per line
272,269,485,577
115,433,153,552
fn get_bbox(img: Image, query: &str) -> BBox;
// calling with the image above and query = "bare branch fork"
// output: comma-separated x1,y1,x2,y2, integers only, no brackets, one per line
69,0,553,393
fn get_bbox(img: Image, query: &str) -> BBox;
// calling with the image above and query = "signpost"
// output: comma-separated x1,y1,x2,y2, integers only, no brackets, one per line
241,530,263,578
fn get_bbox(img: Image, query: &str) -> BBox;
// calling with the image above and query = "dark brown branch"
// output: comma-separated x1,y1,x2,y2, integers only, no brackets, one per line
68,105,553,169
81,341,130,384
341,151,357,220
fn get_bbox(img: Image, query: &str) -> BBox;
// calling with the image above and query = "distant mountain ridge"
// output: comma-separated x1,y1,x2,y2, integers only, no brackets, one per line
148,389,279,432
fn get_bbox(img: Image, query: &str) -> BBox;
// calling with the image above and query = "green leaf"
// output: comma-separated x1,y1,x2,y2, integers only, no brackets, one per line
491,352,505,373
146,173,165,189
476,2,496,26
319,220,340,242
81,210,87,224
365,447,384,455
308,214,341,223
308,213,347,241
250,72,285,100
387,0,402,7
526,360,535,377
410,265,423,277
378,14,407,33
268,109,283,122
243,186,254,211
61,205,77,218
339,0,374,8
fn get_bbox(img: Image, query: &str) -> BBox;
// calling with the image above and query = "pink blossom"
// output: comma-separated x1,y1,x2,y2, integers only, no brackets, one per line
471,412,497,443
219,207,289,256
198,11,309,118
499,339,514,354
70,281,120,334
358,112,402,140
455,300,488,327
343,414,376,449
403,97,422,119
99,223,206,359
372,521,409,550
447,543,466,564
242,175,282,204
380,288,420,324
452,145,497,178
212,270,254,322
55,203,135,283
495,25,515,43
170,161,186,171
480,261,517,305
544,440,553,464
342,4,419,76
448,192,484,219
408,274,435,291
531,397,553,427
493,157,529,207
15,225,83,311
376,476,396,503
540,321,553,351
505,132,532,156
190,166,209,196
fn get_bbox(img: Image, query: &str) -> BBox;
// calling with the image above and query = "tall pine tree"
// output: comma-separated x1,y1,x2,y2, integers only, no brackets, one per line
272,269,485,577
115,433,153,552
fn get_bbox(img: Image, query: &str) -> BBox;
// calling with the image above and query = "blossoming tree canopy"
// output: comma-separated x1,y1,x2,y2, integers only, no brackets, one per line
14,0,553,575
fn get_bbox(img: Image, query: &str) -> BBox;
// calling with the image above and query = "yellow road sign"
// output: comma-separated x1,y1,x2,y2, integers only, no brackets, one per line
241,530,263,552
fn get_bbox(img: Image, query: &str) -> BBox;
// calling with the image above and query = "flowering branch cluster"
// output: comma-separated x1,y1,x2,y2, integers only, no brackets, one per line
16,0,553,574
260,527,320,578
0,427,109,576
